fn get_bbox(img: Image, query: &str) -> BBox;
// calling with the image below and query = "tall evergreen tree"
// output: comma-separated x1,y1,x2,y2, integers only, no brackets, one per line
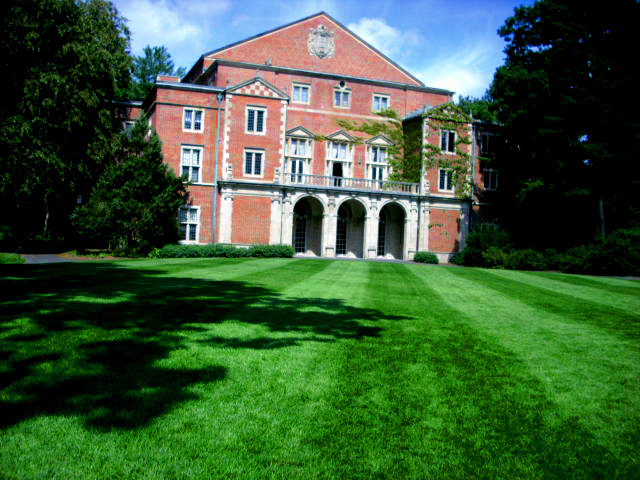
73,118,187,255
126,46,186,100
490,0,640,248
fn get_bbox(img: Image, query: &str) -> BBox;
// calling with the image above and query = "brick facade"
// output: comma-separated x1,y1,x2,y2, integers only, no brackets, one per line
136,12,495,260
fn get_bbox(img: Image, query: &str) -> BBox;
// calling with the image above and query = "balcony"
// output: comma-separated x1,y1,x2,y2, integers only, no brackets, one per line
281,172,421,194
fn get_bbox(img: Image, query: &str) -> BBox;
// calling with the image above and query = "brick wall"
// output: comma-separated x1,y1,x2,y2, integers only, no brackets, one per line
429,209,461,252
231,196,271,244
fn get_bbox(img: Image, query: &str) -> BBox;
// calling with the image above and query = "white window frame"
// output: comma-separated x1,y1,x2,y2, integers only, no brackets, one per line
367,145,388,182
292,83,310,104
244,148,265,177
183,108,204,133
372,94,390,112
286,137,313,183
180,146,203,183
246,106,267,135
439,169,454,192
334,89,351,109
179,206,200,243
327,141,352,178
441,130,456,154
483,168,498,190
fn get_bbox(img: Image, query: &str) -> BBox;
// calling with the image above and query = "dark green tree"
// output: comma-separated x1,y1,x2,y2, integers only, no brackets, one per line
73,118,187,256
489,0,640,248
0,0,132,246
457,93,497,124
126,45,186,100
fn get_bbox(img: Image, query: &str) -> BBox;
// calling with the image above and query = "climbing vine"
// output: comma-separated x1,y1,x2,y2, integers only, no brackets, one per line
327,103,473,198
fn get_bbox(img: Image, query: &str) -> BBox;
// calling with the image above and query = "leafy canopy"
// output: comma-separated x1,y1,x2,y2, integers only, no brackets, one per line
0,0,132,243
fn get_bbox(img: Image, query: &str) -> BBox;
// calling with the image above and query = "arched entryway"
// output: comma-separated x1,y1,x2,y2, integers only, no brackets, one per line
378,202,405,259
292,196,324,256
336,199,366,258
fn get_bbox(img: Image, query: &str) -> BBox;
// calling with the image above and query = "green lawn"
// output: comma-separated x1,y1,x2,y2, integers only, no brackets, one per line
1,258,639,479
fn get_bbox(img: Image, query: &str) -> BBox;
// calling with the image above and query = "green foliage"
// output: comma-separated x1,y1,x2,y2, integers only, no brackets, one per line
457,93,497,124
0,0,132,245
124,45,186,101
459,228,512,267
0,253,25,264
73,117,186,256
413,251,439,264
490,0,640,246
482,247,509,269
505,249,548,271
156,243,295,259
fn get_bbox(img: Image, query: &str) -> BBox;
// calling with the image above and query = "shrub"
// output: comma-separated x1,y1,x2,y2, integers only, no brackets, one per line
482,247,509,269
506,249,548,271
448,251,465,265
157,243,294,259
459,228,512,267
557,245,596,274
592,228,640,276
414,251,439,264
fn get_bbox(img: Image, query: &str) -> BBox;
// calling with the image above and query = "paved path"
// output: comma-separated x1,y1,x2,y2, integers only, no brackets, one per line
22,254,85,264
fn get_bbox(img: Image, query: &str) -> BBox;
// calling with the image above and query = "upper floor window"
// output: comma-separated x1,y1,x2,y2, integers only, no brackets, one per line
328,141,349,161
334,89,351,109
370,146,386,163
483,169,498,190
441,130,455,153
286,137,312,183
244,149,264,177
368,146,388,182
480,134,492,155
372,94,390,112
181,146,202,182
439,169,454,192
183,108,203,132
292,83,310,104
246,106,266,134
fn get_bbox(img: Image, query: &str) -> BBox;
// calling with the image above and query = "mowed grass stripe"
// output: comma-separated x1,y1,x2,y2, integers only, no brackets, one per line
409,264,640,463
489,269,640,319
534,271,640,297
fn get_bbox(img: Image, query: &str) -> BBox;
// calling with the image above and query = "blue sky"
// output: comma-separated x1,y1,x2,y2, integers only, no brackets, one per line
112,0,533,99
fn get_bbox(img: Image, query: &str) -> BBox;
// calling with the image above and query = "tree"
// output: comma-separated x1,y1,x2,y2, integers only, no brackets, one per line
73,118,187,255
457,93,497,124
126,46,186,100
0,0,132,246
489,0,640,248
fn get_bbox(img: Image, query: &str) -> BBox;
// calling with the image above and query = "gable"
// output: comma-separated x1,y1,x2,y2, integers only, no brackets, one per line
326,130,355,142
227,77,288,99
366,134,394,146
286,126,314,138
204,12,423,87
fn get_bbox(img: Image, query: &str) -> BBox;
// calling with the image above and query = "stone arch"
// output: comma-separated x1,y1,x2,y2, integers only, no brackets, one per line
377,201,406,259
292,195,324,256
336,198,367,258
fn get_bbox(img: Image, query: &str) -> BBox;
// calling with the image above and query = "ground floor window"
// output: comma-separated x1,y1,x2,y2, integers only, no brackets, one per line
179,206,199,242
336,204,349,255
293,202,308,253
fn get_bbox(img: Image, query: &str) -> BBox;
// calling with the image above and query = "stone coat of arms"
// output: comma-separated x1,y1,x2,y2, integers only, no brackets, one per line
308,25,335,59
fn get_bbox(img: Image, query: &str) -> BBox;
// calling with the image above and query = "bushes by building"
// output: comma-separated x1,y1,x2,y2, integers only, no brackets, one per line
454,227,640,276
414,251,439,264
154,244,294,259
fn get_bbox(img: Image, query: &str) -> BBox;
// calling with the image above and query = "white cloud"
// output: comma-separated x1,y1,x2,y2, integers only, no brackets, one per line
347,18,423,61
114,0,231,67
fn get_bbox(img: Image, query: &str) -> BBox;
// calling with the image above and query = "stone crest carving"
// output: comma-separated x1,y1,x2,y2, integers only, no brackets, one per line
308,25,335,59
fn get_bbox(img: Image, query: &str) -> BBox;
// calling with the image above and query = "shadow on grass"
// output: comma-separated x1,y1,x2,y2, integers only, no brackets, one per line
0,261,403,431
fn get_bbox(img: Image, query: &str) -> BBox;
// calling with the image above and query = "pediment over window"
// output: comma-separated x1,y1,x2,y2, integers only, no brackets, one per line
227,77,288,99
365,134,394,146
286,126,314,138
325,129,355,142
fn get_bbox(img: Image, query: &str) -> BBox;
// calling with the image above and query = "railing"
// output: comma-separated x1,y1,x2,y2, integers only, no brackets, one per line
283,173,420,194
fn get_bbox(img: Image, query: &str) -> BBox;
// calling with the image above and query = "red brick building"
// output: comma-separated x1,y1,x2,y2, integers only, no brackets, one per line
138,12,494,261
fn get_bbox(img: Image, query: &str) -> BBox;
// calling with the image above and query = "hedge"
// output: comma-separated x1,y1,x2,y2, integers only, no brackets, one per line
154,243,295,259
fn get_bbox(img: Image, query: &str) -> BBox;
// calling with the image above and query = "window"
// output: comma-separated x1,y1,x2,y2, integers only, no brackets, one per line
292,84,310,104
441,130,455,153
286,137,312,183
372,94,390,112
334,89,351,108
328,141,349,161
480,134,492,154
368,146,388,182
244,149,264,176
246,107,266,134
483,169,498,190
439,169,454,192
183,108,203,132
179,206,199,243
181,146,202,182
